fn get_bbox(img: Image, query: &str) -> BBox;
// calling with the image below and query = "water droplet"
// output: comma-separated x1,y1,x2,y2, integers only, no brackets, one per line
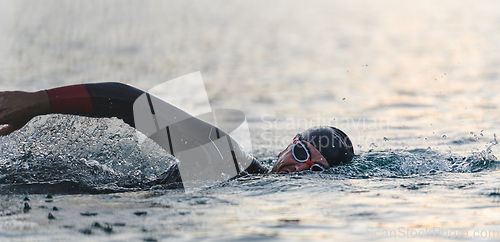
470,132,474,135
383,137,388,142
342,98,345,100
220,172,230,180
357,145,362,148
442,135,447,139
427,147,431,151
370,143,378,148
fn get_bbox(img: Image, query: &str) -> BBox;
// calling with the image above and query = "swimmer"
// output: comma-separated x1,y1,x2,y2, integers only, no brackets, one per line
0,83,354,186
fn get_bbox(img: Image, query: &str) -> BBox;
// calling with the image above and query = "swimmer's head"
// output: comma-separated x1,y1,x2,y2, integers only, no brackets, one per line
271,126,354,173
298,126,354,167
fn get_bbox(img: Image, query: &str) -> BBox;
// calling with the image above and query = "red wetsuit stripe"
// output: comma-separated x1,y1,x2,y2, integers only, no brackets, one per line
46,84,94,114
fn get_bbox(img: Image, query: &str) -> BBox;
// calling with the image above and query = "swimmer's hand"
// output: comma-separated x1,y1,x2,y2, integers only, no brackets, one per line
0,90,49,136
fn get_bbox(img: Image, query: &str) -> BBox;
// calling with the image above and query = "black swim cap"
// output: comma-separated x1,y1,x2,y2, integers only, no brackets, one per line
297,126,354,167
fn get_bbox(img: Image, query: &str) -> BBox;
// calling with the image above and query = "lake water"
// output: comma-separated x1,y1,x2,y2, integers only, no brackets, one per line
1,0,500,241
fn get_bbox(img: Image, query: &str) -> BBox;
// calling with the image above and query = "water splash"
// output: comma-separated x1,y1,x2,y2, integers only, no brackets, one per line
328,139,499,178
0,115,175,193
1,116,500,194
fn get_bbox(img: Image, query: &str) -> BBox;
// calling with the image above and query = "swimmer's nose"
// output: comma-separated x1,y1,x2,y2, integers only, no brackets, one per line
294,162,310,172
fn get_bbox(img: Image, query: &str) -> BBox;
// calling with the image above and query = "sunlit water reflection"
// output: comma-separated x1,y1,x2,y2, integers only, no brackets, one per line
1,0,500,241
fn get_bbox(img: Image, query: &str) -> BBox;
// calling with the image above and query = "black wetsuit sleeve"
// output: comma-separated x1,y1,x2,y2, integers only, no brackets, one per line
245,158,269,174
46,82,144,128
46,82,270,187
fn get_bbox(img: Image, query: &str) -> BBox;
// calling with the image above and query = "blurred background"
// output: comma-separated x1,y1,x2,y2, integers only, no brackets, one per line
2,1,500,240
1,0,499,155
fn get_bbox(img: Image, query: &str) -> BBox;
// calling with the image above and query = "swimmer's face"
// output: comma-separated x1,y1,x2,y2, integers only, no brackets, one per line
271,140,330,173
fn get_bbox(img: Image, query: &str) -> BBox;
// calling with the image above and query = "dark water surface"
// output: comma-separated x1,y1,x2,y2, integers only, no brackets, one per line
1,0,500,241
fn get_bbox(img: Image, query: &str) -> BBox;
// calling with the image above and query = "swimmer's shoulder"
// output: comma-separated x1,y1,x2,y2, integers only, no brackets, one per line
243,158,269,174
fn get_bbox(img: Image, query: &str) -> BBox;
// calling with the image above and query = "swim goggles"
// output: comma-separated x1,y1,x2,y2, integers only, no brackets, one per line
292,136,326,171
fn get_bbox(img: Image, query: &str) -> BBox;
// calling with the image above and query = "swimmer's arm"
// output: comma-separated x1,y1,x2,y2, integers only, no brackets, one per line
244,158,269,174
0,90,50,136
0,82,143,136
45,82,144,127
